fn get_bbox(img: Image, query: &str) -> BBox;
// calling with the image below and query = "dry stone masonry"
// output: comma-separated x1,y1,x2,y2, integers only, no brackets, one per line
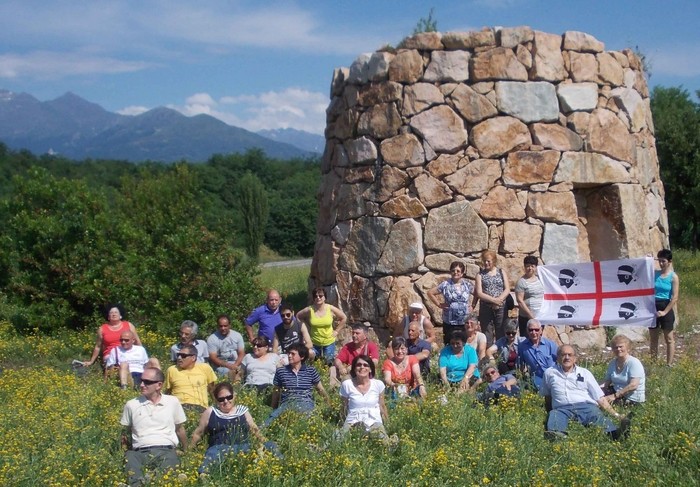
311,27,668,348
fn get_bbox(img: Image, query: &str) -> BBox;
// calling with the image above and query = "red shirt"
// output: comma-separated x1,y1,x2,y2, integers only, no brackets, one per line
337,341,379,365
100,321,131,360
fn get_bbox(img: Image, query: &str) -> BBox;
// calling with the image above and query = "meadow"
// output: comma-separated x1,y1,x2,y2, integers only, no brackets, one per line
1,255,699,487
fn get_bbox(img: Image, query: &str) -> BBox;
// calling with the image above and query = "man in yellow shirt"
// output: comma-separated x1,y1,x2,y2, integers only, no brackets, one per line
164,345,217,412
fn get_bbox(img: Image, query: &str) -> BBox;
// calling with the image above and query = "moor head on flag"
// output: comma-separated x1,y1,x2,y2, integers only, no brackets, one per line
616,264,638,285
558,269,579,289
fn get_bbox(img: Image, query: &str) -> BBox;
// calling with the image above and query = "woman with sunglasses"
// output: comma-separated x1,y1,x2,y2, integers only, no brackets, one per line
190,382,278,474
296,287,347,365
339,355,389,439
382,337,426,399
240,336,282,393
486,320,522,374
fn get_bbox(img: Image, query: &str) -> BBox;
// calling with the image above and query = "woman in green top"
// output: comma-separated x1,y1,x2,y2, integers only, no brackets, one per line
297,287,347,365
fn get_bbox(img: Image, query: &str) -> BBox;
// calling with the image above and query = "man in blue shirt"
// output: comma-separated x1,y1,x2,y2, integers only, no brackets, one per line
245,289,282,344
518,319,558,390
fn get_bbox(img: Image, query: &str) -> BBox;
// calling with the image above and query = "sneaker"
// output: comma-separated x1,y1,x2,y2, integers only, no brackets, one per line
544,430,567,441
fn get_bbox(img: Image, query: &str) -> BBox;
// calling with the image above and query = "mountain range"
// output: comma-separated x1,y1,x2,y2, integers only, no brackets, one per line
0,89,325,162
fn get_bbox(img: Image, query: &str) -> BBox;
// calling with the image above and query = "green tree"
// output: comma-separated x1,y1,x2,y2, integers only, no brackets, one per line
238,172,269,260
651,86,700,248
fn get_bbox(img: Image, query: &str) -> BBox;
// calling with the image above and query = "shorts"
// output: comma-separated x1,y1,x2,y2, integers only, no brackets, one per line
653,299,675,331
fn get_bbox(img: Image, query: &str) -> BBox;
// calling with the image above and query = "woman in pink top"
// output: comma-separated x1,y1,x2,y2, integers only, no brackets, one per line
83,304,141,367
382,337,426,399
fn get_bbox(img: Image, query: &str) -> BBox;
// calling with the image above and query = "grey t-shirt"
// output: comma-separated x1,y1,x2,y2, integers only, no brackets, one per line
206,330,245,362
241,353,280,386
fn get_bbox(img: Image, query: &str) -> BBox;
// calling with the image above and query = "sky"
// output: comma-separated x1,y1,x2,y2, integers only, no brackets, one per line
1,0,698,135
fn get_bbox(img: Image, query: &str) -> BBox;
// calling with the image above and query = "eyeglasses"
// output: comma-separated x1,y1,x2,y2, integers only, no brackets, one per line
176,353,194,358
355,363,370,368
141,378,160,386
253,344,267,348
486,370,498,376
216,394,234,403
528,328,541,333
282,313,293,318
314,293,325,298
506,332,517,336
120,338,131,342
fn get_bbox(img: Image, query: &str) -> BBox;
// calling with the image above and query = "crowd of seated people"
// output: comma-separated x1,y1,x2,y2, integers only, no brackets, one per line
86,284,652,485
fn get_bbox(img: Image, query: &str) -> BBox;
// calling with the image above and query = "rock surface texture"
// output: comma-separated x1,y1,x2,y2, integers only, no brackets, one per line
314,27,668,345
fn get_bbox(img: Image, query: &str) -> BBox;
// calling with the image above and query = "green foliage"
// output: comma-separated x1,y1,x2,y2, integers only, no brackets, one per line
238,172,269,259
650,87,700,249
413,8,438,34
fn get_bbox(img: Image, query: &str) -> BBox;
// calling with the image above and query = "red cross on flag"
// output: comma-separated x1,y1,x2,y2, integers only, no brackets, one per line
536,257,656,327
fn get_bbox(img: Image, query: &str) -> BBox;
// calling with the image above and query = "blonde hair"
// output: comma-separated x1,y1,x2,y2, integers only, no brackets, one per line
481,250,498,264
610,334,633,350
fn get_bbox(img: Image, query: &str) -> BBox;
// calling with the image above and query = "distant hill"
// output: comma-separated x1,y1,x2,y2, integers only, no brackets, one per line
0,89,320,162
258,128,325,154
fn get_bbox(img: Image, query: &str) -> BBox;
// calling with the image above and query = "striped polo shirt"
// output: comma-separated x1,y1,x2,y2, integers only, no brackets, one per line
273,364,321,404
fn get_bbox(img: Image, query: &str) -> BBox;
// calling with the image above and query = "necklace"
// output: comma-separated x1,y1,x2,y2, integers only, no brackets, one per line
615,358,628,373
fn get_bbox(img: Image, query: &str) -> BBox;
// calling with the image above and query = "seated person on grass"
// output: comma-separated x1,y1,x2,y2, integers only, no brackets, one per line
165,345,217,412
332,324,379,386
104,331,160,389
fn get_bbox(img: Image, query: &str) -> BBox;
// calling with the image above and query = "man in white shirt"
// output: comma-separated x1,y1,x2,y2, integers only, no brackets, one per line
120,367,187,486
540,345,630,441
105,331,159,389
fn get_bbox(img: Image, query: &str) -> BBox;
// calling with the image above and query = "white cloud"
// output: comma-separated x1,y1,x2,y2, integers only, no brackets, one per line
169,88,328,134
650,44,700,77
117,105,150,116
0,51,153,79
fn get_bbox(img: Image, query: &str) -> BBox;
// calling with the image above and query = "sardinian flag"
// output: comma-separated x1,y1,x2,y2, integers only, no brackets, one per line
536,258,655,327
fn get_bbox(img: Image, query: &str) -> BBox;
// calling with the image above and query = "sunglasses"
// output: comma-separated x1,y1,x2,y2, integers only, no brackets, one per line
120,338,131,342
216,394,234,403
253,344,267,348
506,332,517,336
141,378,160,386
486,370,498,376
314,293,325,298
528,329,541,333
282,313,293,318
355,363,371,368
176,353,194,358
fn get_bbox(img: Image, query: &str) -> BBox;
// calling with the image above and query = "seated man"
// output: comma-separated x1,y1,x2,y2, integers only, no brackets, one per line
264,344,330,427
207,314,245,380
396,302,437,349
518,319,558,390
332,324,379,386
164,345,217,412
405,321,432,379
104,331,160,389
541,345,629,441
170,320,209,363
120,367,187,487
272,303,315,364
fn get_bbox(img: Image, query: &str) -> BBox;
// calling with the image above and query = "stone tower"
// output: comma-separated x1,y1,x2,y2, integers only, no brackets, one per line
311,27,667,344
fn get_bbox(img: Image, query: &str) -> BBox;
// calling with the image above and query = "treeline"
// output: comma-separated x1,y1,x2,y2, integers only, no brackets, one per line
0,145,320,333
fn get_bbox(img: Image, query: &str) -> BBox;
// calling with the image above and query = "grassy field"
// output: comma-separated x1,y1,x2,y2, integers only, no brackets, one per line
0,258,699,486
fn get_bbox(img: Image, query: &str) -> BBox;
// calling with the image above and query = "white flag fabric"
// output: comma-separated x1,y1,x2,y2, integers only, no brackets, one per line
536,258,655,327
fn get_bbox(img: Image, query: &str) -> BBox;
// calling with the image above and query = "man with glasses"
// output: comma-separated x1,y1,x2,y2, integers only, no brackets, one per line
272,303,315,364
120,366,187,486
207,314,246,380
518,319,558,390
480,364,521,405
105,331,158,389
541,345,630,441
164,345,217,412
245,289,283,344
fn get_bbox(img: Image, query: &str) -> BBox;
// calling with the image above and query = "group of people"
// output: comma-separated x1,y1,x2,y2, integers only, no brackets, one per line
84,249,676,486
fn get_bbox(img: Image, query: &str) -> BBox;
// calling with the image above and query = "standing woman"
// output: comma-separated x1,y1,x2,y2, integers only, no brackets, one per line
297,288,347,365
651,249,679,366
428,261,474,344
515,255,544,337
83,304,141,367
475,250,511,344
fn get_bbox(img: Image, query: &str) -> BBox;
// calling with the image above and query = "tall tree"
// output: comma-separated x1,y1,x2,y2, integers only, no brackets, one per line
650,86,700,248
238,172,269,260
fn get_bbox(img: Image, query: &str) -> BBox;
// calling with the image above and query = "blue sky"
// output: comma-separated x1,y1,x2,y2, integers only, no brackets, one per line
1,0,698,135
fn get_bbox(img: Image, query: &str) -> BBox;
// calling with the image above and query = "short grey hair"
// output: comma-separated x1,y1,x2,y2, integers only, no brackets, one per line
180,320,198,336
504,320,518,334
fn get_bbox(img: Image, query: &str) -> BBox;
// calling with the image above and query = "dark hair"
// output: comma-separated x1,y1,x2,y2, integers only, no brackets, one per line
312,287,327,298
252,336,270,348
217,314,231,324
213,382,234,398
351,323,367,332
450,330,467,343
523,255,538,266
104,303,126,321
280,303,294,313
391,336,407,349
144,366,164,383
658,249,673,261
180,344,197,356
449,261,465,272
350,354,376,379
287,343,309,362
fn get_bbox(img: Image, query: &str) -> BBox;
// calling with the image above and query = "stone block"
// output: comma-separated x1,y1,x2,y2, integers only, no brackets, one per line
495,81,559,123
425,201,488,252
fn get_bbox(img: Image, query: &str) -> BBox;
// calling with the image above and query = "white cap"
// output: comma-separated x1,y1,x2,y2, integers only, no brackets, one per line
409,302,424,310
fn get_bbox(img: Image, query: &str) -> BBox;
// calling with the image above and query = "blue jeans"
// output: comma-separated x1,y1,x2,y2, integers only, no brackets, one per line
312,343,336,365
547,402,616,434
262,399,315,428
199,442,281,473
